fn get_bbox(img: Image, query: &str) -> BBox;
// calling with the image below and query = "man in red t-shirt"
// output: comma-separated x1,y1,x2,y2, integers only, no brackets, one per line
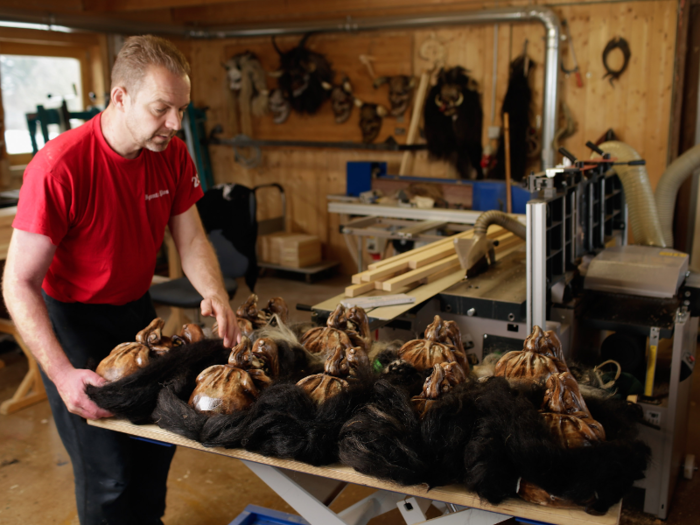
3,36,240,524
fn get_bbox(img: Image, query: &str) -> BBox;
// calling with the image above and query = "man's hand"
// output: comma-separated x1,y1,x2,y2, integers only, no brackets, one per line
53,367,113,420
201,295,240,347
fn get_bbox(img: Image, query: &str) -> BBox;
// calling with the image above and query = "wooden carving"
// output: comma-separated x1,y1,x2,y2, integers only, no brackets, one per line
301,303,370,354
296,343,366,404
518,371,606,509
424,315,470,374
236,294,290,329
236,294,268,328
188,337,272,415
96,342,151,382
494,325,568,383
411,362,466,418
397,318,457,372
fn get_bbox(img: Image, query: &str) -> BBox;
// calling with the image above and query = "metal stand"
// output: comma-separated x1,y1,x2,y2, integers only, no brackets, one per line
243,460,512,525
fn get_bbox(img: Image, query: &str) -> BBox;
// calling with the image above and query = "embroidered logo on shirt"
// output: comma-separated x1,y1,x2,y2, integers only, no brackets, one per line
192,173,201,188
145,189,170,201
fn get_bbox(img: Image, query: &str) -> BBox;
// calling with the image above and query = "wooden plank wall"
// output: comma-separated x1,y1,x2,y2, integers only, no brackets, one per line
181,0,678,275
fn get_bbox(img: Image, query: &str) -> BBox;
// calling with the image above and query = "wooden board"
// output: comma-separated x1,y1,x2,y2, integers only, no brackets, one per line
88,418,621,525
0,207,16,260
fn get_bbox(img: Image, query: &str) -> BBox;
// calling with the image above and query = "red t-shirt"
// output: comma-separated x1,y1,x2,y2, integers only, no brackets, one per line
13,112,204,305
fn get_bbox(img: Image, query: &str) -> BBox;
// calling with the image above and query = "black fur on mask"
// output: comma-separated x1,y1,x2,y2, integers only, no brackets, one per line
202,370,377,466
150,323,323,440
462,378,650,515
272,32,333,115
86,339,230,424
424,67,484,179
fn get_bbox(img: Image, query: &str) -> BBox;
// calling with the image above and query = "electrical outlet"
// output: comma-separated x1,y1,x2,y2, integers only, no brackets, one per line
645,410,661,427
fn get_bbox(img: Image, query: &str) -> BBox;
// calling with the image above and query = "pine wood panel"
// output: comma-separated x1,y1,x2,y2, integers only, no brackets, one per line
186,1,678,275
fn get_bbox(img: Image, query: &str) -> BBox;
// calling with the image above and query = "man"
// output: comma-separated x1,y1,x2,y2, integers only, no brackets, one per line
2,35,239,524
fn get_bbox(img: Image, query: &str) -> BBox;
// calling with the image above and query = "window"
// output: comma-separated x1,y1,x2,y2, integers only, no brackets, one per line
1,54,84,154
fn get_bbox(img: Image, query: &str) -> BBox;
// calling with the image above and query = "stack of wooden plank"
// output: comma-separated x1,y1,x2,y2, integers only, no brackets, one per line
345,225,524,297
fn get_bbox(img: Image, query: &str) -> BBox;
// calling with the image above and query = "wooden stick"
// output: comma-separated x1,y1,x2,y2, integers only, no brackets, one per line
361,261,410,282
345,282,376,297
382,255,460,291
399,71,430,176
504,112,512,214
367,227,505,270
419,260,463,284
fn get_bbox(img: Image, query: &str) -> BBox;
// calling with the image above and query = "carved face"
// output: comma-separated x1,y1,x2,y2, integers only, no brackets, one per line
263,297,289,325
252,337,280,378
331,78,354,123
236,294,268,329
435,83,463,117
96,342,151,383
225,57,243,91
269,88,291,124
178,324,204,344
541,372,606,448
374,75,415,117
296,374,349,405
359,103,385,143
411,362,466,418
189,365,261,414
324,344,369,378
423,316,469,374
135,317,183,356
228,337,262,369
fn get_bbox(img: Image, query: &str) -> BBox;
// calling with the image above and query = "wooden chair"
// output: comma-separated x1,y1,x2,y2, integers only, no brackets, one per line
0,317,47,415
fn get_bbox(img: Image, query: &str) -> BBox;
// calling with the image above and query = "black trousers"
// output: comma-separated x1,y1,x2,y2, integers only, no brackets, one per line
40,291,176,525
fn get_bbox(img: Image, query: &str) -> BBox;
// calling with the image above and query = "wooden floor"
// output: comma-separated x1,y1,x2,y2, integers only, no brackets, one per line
0,273,699,525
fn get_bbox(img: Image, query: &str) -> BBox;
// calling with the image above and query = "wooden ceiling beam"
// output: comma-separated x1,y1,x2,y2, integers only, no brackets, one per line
171,0,485,27
81,0,248,13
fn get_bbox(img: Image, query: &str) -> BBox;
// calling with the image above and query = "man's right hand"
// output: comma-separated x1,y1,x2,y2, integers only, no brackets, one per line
53,367,114,420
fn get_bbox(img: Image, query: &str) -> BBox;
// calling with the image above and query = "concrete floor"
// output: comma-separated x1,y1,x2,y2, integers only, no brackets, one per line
1,273,699,525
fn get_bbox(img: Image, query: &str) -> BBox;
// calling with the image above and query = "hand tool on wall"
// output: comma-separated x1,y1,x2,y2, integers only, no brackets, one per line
560,19,583,87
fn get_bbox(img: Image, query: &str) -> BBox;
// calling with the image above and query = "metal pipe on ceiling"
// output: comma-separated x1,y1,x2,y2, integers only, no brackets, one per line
0,6,560,168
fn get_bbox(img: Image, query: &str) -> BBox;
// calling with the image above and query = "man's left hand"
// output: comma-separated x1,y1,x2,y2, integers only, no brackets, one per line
201,295,240,347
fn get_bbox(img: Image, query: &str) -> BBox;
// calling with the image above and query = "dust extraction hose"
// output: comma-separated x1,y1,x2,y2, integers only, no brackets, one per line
597,141,667,247
654,143,700,247
473,210,526,240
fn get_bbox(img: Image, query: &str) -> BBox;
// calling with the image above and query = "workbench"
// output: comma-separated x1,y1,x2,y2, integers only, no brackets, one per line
89,418,621,525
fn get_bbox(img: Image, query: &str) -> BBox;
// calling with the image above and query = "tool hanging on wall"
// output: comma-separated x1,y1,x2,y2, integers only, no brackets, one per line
271,32,334,115
492,48,534,182
602,37,631,87
560,19,584,88
423,67,484,179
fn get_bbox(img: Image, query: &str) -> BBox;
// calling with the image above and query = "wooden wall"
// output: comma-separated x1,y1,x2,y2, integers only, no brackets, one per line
181,0,679,275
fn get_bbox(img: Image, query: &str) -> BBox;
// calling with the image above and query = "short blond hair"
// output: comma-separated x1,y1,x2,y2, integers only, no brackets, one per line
111,35,191,96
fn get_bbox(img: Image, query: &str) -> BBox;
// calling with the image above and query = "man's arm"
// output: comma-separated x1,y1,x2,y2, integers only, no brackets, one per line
2,229,112,419
168,206,240,347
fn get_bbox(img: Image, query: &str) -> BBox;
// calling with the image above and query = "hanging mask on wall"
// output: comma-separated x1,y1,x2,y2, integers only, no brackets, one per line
373,75,415,117
329,77,354,124
271,33,334,115
268,88,291,124
223,51,269,117
355,99,388,143
423,67,484,179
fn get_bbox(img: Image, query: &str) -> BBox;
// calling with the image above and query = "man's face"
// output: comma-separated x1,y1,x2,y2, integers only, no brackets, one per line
124,65,191,153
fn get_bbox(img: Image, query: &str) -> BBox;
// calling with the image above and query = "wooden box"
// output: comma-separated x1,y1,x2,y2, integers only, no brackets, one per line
279,234,322,268
259,232,297,265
